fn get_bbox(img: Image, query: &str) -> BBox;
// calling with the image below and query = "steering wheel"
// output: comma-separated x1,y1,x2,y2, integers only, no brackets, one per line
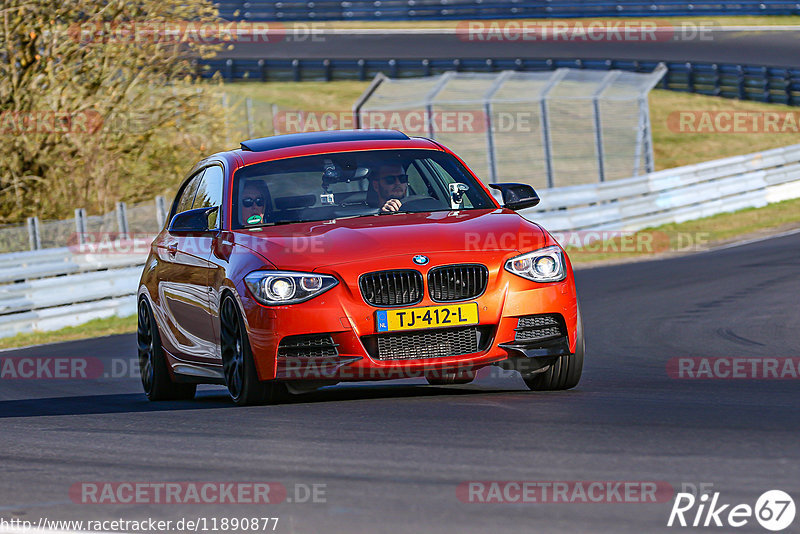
397,195,441,211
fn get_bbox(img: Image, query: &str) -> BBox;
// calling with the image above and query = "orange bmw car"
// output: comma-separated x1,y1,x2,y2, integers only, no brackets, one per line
137,130,584,405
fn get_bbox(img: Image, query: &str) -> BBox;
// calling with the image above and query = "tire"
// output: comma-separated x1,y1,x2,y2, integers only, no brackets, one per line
522,303,584,391
220,295,284,406
137,298,197,401
426,370,476,385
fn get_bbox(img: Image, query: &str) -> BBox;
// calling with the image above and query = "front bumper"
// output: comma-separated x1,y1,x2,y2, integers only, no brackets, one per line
239,251,579,382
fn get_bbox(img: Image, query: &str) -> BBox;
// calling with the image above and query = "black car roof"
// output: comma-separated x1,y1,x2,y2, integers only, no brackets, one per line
239,130,410,152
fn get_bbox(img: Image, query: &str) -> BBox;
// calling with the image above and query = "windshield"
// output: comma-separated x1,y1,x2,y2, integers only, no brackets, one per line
231,149,496,229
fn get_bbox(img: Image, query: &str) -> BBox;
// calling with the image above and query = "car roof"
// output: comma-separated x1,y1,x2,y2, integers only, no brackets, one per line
187,131,447,182
229,131,445,169
239,130,410,152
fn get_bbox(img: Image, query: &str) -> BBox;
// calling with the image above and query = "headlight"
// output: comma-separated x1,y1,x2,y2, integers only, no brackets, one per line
505,246,566,282
244,270,338,305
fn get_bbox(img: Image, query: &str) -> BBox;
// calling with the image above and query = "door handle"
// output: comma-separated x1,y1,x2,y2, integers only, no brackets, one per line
167,243,178,257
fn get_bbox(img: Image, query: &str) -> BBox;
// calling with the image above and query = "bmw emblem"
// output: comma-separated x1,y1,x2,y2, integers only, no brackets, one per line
413,255,429,265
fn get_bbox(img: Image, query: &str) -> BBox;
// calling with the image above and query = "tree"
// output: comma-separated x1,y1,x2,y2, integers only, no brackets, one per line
0,0,229,222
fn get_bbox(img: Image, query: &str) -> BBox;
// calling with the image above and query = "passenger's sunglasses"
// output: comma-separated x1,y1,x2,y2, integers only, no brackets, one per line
242,196,265,208
380,174,409,184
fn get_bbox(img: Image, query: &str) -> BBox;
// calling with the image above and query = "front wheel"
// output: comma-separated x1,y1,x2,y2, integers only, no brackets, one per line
522,304,584,391
220,295,284,406
137,298,196,401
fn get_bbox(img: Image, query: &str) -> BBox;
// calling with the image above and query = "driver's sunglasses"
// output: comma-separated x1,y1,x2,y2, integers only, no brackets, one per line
380,174,409,184
242,196,265,208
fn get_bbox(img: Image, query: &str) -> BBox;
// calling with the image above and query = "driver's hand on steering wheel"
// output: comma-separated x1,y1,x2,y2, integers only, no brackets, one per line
380,199,402,213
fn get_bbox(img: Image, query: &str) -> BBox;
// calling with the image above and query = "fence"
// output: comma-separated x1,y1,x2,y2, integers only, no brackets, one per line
0,197,168,255
353,67,666,187
216,0,800,20
1,142,799,338
200,58,800,107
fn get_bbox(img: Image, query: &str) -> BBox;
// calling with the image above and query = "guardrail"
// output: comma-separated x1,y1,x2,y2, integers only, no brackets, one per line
217,0,800,20
1,143,799,339
0,247,147,339
523,143,800,231
202,58,800,106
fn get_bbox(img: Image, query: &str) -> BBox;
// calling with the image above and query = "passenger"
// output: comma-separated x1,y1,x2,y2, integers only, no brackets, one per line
367,163,409,213
240,180,271,226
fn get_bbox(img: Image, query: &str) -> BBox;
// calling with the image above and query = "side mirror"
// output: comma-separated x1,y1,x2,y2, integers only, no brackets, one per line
488,183,540,210
168,206,219,234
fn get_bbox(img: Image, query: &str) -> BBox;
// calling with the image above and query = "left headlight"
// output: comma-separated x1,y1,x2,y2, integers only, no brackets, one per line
505,245,567,283
244,270,338,305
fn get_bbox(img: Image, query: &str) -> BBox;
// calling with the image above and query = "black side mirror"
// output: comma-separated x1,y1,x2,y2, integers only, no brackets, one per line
168,206,219,234
488,183,540,210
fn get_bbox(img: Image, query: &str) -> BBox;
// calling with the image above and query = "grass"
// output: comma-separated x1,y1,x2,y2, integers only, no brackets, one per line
648,89,799,170
567,196,800,264
220,81,369,111
0,315,136,351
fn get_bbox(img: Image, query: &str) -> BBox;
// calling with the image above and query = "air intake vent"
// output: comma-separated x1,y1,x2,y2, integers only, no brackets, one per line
359,270,423,307
361,326,494,361
428,264,488,302
514,314,566,343
277,334,339,359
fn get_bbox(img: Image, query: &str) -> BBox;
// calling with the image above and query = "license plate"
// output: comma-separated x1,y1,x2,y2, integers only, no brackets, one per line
376,303,479,332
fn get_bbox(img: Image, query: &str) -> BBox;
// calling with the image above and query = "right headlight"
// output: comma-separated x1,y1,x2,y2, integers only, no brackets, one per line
504,245,567,283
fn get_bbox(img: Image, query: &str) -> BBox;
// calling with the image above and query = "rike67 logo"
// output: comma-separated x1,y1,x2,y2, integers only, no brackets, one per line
668,489,795,531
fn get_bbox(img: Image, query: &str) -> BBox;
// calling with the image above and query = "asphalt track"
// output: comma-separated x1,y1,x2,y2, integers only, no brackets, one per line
224,28,800,68
1,230,799,533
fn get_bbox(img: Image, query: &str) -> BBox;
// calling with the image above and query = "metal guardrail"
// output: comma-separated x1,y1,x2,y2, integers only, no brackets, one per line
201,58,800,106
217,0,800,20
524,143,800,231
0,248,147,339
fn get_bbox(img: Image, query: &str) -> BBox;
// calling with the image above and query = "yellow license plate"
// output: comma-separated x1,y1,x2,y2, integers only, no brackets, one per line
376,302,479,332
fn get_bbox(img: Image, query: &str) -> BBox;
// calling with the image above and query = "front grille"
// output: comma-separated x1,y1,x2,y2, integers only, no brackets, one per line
514,314,566,343
428,264,488,302
278,334,339,359
359,270,423,307
362,326,493,361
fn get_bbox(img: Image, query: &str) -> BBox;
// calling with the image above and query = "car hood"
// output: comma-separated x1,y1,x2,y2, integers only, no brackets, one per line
231,209,548,271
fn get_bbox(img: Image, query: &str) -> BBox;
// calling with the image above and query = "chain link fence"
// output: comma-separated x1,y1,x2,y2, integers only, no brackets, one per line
354,66,667,189
1,198,168,255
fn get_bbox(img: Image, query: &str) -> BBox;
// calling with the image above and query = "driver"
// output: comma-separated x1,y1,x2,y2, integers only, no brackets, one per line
240,179,271,226
367,163,409,213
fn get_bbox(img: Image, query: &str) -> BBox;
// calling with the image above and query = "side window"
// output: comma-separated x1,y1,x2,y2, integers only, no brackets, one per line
425,159,476,208
174,170,204,216
406,163,427,197
193,166,224,229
